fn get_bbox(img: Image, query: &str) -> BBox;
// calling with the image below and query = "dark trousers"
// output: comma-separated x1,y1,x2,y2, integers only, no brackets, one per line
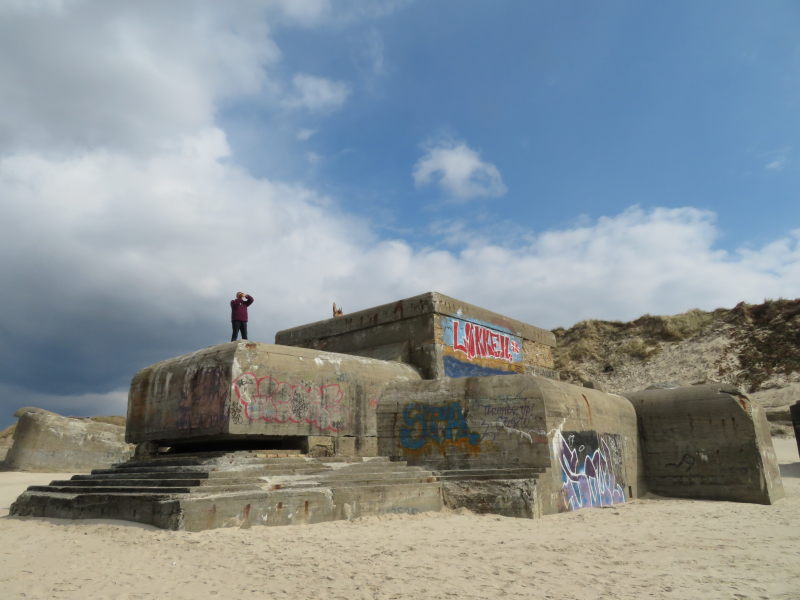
231,320,248,341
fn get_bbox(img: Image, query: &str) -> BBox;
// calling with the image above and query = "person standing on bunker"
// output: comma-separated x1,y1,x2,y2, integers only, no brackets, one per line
230,291,254,341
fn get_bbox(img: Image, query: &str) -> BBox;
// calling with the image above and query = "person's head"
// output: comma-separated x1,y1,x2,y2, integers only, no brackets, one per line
236,292,244,299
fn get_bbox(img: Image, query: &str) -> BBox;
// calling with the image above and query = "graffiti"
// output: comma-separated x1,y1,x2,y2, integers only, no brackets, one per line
481,404,532,428
229,399,243,425
232,373,347,432
472,403,542,443
666,453,696,472
442,317,523,363
399,402,481,450
557,431,625,510
177,366,229,432
383,506,420,515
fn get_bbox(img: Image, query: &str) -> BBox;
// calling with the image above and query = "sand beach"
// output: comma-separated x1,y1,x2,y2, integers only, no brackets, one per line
1,438,798,600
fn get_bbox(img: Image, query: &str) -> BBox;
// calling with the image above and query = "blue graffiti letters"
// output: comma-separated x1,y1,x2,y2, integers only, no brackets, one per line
557,431,625,510
399,402,481,450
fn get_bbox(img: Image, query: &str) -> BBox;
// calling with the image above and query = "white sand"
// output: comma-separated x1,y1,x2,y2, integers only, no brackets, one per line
1,439,799,600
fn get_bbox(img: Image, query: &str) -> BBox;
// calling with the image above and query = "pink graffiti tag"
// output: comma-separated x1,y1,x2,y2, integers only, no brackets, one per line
232,373,347,432
451,319,519,362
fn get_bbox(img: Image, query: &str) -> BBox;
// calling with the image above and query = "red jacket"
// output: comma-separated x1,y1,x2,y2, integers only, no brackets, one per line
230,295,254,321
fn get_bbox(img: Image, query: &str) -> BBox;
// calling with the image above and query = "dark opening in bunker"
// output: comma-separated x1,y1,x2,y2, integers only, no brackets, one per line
158,435,308,454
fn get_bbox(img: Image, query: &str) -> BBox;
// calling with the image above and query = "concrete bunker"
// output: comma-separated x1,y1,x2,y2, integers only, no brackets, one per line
9,292,786,530
377,374,640,516
628,384,784,504
127,342,422,457
275,291,559,380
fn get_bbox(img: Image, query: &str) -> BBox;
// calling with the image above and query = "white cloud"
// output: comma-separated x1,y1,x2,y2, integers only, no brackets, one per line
265,0,331,25
2,136,800,415
266,0,412,26
285,73,351,112
413,139,507,200
765,158,787,171
297,128,317,141
763,145,791,172
6,131,797,344
361,27,386,76
0,2,278,155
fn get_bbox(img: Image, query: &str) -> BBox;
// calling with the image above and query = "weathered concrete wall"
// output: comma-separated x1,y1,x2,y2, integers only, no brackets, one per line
627,384,784,504
377,374,640,515
378,376,549,470
127,341,421,453
5,407,133,472
275,292,558,381
535,377,640,514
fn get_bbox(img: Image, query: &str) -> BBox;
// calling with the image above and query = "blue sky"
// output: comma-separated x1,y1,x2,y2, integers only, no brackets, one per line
223,1,800,249
0,1,798,426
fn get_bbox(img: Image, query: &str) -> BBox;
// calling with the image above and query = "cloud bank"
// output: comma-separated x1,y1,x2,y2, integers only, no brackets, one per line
0,2,277,155
0,3,798,424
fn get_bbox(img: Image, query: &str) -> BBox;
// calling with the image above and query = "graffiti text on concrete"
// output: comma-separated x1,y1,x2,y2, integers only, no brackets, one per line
444,317,522,363
233,373,347,432
557,431,625,510
399,402,480,450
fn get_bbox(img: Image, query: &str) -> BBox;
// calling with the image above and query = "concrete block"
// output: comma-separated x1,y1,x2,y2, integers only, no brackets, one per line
127,342,421,448
357,436,378,457
442,479,540,519
306,436,334,457
178,489,337,531
330,482,443,519
627,384,784,504
5,408,134,472
335,436,357,457
276,292,558,381
377,374,640,516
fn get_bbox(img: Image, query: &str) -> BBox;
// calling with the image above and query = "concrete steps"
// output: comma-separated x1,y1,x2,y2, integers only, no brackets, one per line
10,451,548,530
9,452,447,529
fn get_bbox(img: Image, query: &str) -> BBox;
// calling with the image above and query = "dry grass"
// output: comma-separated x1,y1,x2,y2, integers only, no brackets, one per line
553,299,800,394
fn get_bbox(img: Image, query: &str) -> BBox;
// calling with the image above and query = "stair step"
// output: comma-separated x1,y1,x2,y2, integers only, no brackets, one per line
315,456,392,463
75,472,212,481
53,478,263,488
113,457,313,470
316,462,414,474
321,470,437,482
270,474,439,490
434,468,543,480
92,464,331,475
27,484,261,495
326,481,444,493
